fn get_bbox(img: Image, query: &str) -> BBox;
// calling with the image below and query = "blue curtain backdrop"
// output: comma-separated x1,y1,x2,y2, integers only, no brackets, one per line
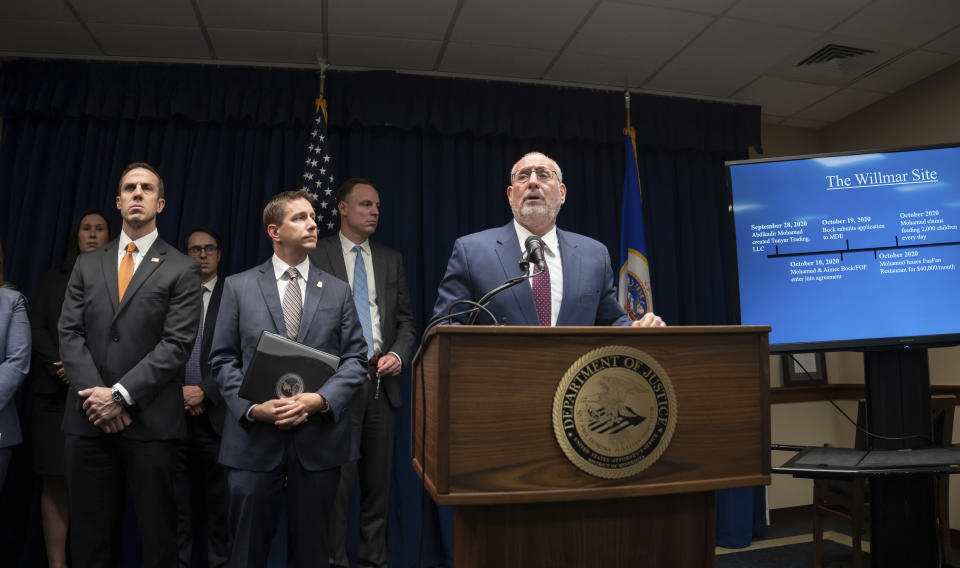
0,59,762,566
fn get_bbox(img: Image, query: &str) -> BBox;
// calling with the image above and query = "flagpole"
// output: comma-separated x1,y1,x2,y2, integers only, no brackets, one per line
624,90,630,135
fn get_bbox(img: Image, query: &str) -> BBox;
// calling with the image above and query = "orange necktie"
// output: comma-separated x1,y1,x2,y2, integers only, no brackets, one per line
118,242,137,301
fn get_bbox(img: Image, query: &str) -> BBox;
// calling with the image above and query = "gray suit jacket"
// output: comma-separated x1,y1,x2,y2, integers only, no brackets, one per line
309,235,416,408
0,288,31,448
58,237,202,440
210,258,367,471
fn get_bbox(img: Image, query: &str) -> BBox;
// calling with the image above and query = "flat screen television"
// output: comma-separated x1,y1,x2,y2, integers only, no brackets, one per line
727,143,960,352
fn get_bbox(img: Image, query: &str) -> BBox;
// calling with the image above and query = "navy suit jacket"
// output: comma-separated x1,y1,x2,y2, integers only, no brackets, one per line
210,258,367,472
432,222,632,326
0,288,31,448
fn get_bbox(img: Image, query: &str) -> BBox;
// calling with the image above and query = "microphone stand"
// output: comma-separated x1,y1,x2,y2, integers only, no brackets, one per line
465,263,543,325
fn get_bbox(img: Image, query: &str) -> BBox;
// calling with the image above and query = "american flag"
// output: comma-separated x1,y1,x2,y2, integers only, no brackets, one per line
300,95,338,234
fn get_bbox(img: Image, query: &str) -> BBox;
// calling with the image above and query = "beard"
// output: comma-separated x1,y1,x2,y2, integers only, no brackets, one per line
512,199,561,228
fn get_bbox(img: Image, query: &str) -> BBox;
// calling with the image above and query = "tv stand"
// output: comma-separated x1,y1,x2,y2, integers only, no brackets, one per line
864,348,937,567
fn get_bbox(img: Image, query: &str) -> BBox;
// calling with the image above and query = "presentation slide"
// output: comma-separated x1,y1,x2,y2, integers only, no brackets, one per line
729,146,960,348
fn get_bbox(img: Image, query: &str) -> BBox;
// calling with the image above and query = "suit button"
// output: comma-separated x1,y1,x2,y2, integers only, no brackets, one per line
113,336,119,342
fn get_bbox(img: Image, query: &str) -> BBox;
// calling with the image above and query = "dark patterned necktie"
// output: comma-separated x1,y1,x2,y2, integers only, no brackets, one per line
532,260,551,326
184,286,209,385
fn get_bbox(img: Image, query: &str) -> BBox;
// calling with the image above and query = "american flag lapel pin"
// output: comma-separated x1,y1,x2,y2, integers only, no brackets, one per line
150,257,160,262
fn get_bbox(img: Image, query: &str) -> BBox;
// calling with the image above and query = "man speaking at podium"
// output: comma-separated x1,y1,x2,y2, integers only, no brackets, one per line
210,190,367,567
433,152,665,328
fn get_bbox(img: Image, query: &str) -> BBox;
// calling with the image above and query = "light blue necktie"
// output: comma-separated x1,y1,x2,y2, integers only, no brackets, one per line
353,245,375,357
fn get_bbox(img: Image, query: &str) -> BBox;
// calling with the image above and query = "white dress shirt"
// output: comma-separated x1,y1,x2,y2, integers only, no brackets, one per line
513,220,563,326
200,275,217,322
112,228,161,405
117,228,159,272
272,254,309,309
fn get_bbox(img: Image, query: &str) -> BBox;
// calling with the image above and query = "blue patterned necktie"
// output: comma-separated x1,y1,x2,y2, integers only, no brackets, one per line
352,245,375,358
184,286,209,384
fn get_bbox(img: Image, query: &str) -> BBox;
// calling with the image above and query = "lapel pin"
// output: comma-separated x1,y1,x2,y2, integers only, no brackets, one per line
150,257,160,262
316,281,323,288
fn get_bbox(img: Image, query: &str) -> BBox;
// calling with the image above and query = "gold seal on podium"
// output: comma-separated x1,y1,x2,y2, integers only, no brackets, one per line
552,345,677,479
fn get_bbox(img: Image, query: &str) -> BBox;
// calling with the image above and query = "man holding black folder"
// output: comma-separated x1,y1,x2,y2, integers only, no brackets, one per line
209,189,366,568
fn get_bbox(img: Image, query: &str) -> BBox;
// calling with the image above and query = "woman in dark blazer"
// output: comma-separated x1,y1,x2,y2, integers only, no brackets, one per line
0,238,31,489
30,210,109,568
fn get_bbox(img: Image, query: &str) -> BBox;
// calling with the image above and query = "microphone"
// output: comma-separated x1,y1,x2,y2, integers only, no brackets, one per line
523,235,546,273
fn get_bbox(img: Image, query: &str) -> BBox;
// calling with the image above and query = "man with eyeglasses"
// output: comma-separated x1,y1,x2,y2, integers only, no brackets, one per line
177,226,230,567
433,151,665,328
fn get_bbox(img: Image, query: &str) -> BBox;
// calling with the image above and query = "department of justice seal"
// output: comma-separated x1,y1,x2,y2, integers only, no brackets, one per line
275,372,305,399
552,345,677,479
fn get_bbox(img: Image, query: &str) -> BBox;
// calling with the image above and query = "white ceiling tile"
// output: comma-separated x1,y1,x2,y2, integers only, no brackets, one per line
450,0,594,51
329,35,440,70
568,2,713,65
439,42,554,78
853,50,959,93
71,0,198,26
208,28,323,64
197,0,323,33
1,0,76,21
734,76,838,116
793,87,885,122
924,25,960,55
328,0,456,40
780,117,831,129
0,20,100,54
618,0,737,15
762,114,787,125
545,51,654,87
673,17,820,74
89,24,210,59
643,62,757,97
727,0,870,32
833,0,960,48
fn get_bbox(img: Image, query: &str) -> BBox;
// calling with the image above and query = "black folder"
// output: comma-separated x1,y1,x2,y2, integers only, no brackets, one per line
239,331,340,403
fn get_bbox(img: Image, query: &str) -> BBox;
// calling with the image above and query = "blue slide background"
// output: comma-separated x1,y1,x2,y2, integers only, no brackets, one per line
729,146,960,347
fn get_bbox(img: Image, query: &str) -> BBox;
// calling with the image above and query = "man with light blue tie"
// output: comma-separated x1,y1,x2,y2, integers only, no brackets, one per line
210,190,366,568
310,178,416,568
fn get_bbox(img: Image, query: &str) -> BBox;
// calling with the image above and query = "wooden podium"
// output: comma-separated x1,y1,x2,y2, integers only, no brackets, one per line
412,325,771,567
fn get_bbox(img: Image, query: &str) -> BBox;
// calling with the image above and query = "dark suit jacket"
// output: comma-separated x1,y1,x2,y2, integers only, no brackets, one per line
30,267,71,398
210,258,367,472
196,276,226,436
0,289,31,448
432,222,632,326
309,235,416,408
58,237,202,440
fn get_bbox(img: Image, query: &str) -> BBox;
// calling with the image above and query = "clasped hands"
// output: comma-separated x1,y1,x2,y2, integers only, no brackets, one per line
251,393,326,430
78,386,131,434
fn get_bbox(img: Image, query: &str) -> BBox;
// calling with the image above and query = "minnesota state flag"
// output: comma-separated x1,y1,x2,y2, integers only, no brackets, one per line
618,127,653,319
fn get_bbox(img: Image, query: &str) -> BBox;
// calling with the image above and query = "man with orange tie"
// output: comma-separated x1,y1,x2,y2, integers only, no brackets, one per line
59,162,201,568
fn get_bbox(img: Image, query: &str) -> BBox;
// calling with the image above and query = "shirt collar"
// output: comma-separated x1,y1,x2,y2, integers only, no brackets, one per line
339,231,370,256
512,220,559,255
201,275,218,293
272,254,311,282
118,228,159,255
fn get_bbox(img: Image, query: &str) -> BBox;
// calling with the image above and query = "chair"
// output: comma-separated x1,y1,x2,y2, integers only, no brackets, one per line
812,395,956,568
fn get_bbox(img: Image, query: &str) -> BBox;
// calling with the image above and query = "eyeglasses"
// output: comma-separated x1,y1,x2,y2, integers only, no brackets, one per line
512,167,557,184
187,245,219,257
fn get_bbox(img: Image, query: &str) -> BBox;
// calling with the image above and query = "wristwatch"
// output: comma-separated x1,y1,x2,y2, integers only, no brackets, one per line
111,386,129,408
